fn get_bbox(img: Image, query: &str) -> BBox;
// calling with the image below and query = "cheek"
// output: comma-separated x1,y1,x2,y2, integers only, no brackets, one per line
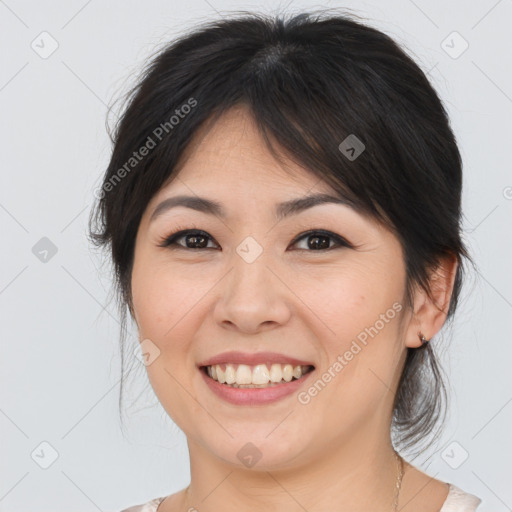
131,260,186,342
131,261,208,427
132,265,168,337
306,262,405,400
131,258,218,361
311,262,403,343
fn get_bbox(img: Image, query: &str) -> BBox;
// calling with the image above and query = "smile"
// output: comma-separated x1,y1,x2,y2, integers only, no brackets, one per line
203,363,314,388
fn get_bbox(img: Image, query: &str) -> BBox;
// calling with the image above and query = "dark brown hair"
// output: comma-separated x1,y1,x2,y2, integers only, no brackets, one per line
89,10,471,455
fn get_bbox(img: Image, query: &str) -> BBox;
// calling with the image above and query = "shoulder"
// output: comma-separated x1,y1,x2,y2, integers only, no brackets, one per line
440,483,482,512
399,461,481,512
119,495,166,512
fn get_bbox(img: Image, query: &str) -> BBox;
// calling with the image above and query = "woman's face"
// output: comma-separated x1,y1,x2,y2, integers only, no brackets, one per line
131,105,414,469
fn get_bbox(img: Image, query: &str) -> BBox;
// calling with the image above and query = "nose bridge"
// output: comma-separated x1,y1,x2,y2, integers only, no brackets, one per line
230,234,272,293
214,234,290,331
235,234,267,268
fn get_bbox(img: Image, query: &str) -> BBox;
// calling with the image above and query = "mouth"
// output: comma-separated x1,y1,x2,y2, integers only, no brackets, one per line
197,351,316,405
200,363,315,388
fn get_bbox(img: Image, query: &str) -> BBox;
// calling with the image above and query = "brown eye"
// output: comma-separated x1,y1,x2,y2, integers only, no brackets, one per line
158,229,218,249
290,230,352,251
158,228,352,251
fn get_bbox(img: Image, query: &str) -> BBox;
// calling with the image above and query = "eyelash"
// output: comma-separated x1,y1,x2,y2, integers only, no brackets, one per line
157,225,353,251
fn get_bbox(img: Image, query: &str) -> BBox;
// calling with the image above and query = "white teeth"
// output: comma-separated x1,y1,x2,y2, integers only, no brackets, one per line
282,364,293,382
270,363,283,383
235,364,252,384
216,365,226,384
206,363,312,387
252,364,270,385
225,365,236,384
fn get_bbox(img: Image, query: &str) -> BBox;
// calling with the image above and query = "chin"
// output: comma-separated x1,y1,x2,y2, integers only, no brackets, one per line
202,429,310,471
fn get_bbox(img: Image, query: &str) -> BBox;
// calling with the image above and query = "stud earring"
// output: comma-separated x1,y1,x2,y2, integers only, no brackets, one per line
418,332,430,346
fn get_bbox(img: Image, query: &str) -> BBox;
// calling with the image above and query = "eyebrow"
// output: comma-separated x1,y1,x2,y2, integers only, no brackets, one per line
149,193,356,223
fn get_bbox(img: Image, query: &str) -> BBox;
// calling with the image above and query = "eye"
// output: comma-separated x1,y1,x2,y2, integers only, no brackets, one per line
289,230,353,251
158,228,352,251
158,229,219,250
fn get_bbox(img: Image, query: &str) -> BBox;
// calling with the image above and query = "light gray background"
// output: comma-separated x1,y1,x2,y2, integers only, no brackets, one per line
1,1,511,511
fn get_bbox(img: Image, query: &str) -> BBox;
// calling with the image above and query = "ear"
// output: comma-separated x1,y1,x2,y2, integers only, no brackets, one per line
405,254,458,348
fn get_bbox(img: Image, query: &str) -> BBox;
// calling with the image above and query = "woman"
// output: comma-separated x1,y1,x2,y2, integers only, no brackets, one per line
89,11,482,512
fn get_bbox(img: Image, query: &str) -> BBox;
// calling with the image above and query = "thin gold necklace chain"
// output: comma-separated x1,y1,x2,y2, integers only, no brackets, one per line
393,450,405,512
177,452,405,511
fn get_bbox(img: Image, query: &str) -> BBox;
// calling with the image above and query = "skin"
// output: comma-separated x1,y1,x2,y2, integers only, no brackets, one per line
130,104,458,512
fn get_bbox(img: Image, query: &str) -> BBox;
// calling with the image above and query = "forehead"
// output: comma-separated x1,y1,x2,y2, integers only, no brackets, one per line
139,105,393,243
163,104,329,195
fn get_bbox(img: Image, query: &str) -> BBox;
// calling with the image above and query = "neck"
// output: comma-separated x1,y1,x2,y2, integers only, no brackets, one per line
178,427,400,512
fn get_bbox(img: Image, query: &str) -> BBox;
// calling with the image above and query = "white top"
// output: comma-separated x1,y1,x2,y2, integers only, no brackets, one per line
119,483,482,511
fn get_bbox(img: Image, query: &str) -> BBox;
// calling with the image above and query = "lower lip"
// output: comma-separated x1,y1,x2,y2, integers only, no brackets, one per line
200,367,315,405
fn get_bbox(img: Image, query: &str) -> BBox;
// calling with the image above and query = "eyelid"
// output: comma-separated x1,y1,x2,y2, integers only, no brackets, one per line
158,226,353,251
289,229,353,250
157,227,219,249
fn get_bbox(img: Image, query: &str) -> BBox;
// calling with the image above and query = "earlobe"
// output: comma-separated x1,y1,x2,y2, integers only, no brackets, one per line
405,254,458,349
418,332,430,345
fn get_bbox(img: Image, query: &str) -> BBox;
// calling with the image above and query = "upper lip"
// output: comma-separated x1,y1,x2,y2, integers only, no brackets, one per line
197,351,315,368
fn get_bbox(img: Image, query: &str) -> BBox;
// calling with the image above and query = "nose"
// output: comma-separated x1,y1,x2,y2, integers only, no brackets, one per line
213,246,292,334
